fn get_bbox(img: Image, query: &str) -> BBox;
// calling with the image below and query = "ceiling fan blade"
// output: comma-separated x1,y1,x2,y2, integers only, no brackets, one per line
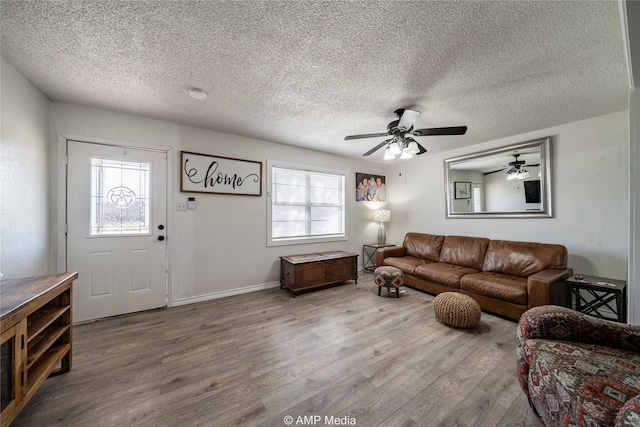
415,142,428,155
345,132,389,140
396,109,421,130
484,168,506,175
411,126,467,136
363,141,388,156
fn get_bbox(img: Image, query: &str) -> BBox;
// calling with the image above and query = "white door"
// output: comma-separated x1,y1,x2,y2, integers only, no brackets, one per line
67,141,168,322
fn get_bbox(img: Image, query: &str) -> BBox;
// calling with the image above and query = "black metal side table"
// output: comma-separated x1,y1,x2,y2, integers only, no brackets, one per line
565,274,627,322
363,243,395,273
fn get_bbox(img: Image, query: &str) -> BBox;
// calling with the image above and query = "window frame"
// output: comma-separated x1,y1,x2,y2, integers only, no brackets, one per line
267,160,347,247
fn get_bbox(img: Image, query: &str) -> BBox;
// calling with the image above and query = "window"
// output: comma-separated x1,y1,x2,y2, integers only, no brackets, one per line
90,157,151,235
268,161,346,246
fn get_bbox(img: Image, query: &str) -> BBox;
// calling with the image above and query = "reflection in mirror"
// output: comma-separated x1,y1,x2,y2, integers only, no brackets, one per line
444,137,552,218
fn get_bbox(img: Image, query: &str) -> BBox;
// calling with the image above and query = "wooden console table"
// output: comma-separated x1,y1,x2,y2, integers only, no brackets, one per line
1,272,77,427
280,251,358,295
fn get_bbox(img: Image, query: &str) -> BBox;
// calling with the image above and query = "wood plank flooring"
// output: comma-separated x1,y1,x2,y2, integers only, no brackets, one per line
12,273,543,427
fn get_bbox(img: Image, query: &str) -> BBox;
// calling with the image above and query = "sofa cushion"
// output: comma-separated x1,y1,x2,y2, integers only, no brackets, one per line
460,272,527,305
482,240,568,277
402,233,445,261
382,256,429,276
522,339,640,426
438,235,489,270
414,263,479,288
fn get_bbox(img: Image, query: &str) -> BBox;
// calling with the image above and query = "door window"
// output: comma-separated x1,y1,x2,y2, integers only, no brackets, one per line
90,157,151,235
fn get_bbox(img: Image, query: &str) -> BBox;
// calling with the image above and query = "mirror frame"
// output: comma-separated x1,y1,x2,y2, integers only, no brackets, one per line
444,136,552,218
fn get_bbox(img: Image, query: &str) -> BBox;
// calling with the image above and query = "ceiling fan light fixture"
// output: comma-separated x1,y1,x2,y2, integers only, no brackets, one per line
396,109,421,131
389,141,402,156
406,140,420,155
507,172,518,180
383,147,396,160
400,147,413,159
519,169,530,179
188,87,207,100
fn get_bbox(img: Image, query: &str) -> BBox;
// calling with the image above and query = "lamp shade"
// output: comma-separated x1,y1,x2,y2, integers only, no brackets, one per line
383,147,396,160
389,141,402,156
373,209,391,223
406,140,420,155
400,147,413,159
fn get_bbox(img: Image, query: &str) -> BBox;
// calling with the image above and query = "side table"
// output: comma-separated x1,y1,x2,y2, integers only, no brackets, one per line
363,243,395,273
565,274,627,322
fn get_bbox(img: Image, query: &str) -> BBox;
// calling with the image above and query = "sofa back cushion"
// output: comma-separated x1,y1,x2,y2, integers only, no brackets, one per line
438,236,490,270
403,233,445,261
482,240,568,277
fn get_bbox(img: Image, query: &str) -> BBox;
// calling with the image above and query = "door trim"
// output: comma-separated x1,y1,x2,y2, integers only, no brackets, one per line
56,133,174,313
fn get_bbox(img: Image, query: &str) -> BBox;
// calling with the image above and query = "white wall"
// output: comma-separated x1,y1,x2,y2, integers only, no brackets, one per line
388,111,629,280
50,103,387,304
0,59,52,278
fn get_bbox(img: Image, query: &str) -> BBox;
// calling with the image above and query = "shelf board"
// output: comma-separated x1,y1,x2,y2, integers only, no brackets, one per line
27,305,69,343
25,344,70,400
27,325,69,369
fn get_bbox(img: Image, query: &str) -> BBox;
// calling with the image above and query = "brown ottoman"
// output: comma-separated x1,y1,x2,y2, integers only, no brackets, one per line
433,292,481,328
374,266,404,298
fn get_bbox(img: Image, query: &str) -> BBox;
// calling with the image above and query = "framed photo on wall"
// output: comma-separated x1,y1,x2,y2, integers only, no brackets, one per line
356,172,386,202
454,181,471,199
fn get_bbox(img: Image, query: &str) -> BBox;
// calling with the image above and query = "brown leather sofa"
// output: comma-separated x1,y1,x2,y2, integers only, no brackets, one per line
376,232,573,320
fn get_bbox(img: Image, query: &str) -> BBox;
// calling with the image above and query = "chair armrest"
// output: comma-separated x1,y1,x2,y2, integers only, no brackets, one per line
615,395,640,426
376,246,406,267
527,268,573,308
517,305,640,353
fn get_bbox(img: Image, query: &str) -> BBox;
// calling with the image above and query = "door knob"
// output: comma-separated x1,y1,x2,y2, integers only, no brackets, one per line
157,235,165,241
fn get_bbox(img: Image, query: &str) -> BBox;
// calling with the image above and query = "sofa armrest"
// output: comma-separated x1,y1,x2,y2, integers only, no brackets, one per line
527,268,573,308
517,305,640,353
376,246,406,267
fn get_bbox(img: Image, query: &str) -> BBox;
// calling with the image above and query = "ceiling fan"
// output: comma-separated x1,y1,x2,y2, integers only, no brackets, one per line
505,153,526,174
344,108,467,159
483,153,539,178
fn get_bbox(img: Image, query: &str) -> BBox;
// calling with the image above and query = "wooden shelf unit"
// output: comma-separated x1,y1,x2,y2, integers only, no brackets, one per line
0,272,77,427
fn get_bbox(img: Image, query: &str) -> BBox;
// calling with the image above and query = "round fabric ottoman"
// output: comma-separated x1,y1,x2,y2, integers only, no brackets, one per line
433,292,481,328
374,266,404,298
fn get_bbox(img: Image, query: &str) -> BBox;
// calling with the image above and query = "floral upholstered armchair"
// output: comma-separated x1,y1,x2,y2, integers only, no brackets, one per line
517,305,640,426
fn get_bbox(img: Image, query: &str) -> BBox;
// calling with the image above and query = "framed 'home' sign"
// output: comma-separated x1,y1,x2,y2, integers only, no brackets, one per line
180,151,262,196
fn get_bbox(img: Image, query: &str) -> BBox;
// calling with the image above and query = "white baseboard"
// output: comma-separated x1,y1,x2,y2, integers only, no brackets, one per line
170,281,281,307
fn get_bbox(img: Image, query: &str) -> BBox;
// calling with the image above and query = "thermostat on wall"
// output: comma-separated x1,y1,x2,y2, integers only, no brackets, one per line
188,197,196,210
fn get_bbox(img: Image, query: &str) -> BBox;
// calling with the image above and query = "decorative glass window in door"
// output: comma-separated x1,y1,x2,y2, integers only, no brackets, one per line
90,157,151,235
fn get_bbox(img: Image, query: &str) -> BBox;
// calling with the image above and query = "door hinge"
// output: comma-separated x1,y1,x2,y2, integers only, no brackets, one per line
64,223,68,235
65,154,69,165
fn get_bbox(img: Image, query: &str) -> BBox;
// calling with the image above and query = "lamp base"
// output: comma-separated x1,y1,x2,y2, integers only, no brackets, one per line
377,223,386,245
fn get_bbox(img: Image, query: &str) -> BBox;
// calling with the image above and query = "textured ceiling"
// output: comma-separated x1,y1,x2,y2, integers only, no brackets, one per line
0,1,630,161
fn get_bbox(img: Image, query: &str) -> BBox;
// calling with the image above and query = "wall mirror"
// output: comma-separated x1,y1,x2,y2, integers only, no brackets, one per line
444,137,552,218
